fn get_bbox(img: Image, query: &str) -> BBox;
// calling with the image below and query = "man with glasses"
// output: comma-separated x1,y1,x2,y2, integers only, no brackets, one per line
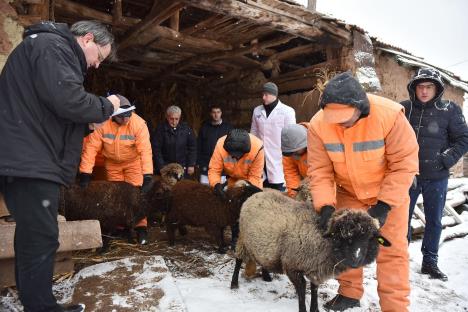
79,95,153,245
0,20,119,312
402,67,468,281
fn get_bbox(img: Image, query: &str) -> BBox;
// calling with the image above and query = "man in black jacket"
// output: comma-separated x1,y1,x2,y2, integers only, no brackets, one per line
0,21,119,312
197,105,232,184
151,105,197,177
402,67,468,282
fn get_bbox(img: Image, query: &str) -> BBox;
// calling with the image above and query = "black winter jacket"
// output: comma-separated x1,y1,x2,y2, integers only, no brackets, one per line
197,120,232,174
151,121,197,172
0,22,114,185
401,69,468,180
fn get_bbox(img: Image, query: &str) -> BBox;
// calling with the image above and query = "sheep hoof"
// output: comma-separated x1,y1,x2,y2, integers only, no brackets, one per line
262,269,272,282
178,225,188,236
230,282,239,289
217,246,228,254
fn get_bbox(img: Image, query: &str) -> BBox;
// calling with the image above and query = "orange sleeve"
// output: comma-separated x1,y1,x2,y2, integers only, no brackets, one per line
283,156,301,198
247,147,264,189
307,124,336,211
80,129,104,174
208,139,225,187
135,121,153,175
377,111,419,208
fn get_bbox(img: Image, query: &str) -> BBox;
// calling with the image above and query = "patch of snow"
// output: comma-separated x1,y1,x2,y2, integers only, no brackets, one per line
356,66,382,91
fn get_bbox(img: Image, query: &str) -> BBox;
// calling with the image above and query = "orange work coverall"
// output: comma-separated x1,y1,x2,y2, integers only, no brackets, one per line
80,113,153,227
283,123,309,198
308,94,419,312
208,134,264,189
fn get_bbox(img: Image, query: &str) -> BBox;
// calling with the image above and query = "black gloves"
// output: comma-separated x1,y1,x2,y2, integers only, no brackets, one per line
368,200,391,227
141,174,153,193
319,205,335,231
213,183,226,200
79,173,92,188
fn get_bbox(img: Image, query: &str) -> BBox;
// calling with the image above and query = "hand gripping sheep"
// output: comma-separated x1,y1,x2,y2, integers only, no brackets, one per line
230,190,390,312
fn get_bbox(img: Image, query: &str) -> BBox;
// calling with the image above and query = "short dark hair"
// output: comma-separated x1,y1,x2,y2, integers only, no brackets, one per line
209,105,222,111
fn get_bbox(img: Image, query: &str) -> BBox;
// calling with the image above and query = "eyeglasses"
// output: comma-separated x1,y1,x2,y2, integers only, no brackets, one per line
94,42,105,63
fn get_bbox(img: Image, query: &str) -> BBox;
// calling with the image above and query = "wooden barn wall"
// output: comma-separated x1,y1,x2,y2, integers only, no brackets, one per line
0,0,23,71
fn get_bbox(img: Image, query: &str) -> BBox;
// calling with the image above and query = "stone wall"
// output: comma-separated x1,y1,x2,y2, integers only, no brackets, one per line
0,0,23,71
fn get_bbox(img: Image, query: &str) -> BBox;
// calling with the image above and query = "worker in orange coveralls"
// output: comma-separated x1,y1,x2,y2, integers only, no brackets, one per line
79,94,153,245
307,72,419,312
208,128,264,261
281,123,309,198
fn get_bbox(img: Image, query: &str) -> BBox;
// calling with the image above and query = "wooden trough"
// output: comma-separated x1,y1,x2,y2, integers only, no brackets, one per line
0,199,103,289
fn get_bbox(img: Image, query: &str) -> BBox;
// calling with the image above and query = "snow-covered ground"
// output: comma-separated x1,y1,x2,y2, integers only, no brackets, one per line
2,183,468,311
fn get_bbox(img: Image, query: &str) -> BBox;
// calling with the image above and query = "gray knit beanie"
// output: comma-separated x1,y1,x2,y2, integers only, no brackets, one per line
263,82,278,96
281,124,307,153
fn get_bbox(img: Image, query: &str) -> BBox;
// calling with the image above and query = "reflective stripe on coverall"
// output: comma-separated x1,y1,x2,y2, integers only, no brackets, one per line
307,94,419,312
80,113,153,227
208,134,264,189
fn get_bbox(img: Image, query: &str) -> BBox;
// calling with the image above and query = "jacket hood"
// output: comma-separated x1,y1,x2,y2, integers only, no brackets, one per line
319,72,370,117
407,67,445,104
24,22,87,74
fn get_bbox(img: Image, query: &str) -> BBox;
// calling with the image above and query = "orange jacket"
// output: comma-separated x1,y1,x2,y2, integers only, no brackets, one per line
283,152,308,198
283,122,309,198
80,113,153,175
307,94,419,211
208,134,264,189
82,136,105,167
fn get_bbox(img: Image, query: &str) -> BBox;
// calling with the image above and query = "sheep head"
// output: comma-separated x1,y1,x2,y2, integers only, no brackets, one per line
324,209,382,269
225,181,263,218
160,163,184,190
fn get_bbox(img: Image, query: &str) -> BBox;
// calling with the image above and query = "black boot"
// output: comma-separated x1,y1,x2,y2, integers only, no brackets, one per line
135,227,148,245
323,294,360,311
61,303,85,312
421,262,448,281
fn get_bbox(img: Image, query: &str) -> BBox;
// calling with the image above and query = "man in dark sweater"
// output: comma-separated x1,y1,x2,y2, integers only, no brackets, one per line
402,67,468,281
197,105,232,184
0,21,120,311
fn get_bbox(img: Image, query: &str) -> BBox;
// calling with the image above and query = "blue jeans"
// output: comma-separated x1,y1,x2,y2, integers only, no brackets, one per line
408,177,448,265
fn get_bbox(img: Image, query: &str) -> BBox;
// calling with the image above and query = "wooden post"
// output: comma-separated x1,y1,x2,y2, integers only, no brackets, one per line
170,9,180,32
307,0,316,11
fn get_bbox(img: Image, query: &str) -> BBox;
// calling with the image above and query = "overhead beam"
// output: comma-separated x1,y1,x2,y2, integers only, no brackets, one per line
182,0,324,40
118,0,185,51
270,43,323,62
54,0,140,27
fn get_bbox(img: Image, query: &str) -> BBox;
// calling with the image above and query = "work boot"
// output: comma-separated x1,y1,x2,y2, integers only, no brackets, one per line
421,262,448,281
61,303,85,312
135,227,148,245
323,294,360,311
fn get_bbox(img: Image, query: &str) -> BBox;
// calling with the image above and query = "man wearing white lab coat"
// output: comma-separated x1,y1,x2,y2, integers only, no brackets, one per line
250,82,296,190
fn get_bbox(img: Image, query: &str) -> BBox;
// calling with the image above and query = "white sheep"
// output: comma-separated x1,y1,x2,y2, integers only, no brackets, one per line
231,189,388,312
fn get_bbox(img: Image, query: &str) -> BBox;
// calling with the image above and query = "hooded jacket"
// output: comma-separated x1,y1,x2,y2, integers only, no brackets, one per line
401,68,468,180
0,22,114,185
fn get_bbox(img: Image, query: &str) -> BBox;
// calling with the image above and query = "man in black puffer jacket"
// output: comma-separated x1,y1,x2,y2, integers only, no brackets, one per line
0,21,119,312
401,67,468,282
197,105,232,184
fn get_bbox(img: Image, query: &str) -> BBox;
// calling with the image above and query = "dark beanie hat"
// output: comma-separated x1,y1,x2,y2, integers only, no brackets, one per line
114,94,134,117
263,82,278,96
223,129,251,158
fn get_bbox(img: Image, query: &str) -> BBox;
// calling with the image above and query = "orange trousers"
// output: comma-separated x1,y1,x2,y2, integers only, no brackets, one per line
335,189,410,312
105,158,147,228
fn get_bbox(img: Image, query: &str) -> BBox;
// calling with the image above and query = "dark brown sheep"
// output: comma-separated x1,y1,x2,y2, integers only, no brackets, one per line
166,180,262,252
60,163,184,241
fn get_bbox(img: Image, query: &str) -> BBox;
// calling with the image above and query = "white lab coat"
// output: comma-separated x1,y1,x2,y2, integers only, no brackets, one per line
250,100,296,184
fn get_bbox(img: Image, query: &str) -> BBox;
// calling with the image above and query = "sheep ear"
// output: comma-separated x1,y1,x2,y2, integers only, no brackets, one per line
377,235,391,247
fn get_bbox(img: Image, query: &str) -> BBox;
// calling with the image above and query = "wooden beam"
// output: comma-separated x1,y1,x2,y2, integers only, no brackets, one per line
54,0,140,27
112,0,122,24
170,10,180,32
135,25,232,52
118,0,185,51
270,44,323,62
182,14,225,35
183,0,324,40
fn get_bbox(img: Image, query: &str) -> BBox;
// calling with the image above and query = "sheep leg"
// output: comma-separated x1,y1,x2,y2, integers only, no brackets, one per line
166,222,177,246
207,226,227,253
310,282,318,312
230,258,243,289
286,269,307,312
261,268,272,282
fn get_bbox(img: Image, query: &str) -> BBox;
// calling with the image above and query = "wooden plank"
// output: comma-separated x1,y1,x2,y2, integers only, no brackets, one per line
112,0,122,24
0,220,102,259
0,194,8,218
182,0,324,40
118,0,186,50
0,252,74,289
54,0,140,27
170,10,180,32
270,43,323,61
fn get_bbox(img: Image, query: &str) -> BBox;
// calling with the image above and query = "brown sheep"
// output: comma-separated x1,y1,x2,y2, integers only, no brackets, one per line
60,163,184,242
166,180,262,253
